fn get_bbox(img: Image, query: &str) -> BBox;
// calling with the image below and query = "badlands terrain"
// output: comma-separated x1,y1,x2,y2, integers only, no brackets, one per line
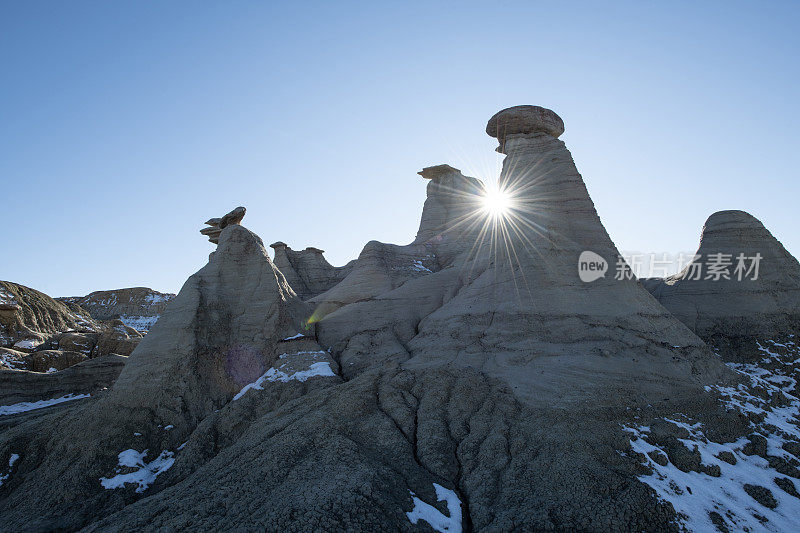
1,106,800,532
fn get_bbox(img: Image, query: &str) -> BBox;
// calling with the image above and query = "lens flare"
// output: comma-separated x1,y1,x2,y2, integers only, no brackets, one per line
481,185,511,218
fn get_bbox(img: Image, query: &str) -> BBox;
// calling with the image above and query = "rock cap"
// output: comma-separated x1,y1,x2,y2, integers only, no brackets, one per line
486,105,564,141
200,206,247,244
417,164,461,180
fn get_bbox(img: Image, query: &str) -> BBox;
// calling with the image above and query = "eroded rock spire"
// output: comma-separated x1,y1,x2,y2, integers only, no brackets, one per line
200,206,246,244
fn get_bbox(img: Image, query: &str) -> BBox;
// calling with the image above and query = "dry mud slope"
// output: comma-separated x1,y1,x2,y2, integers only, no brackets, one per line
1,106,799,532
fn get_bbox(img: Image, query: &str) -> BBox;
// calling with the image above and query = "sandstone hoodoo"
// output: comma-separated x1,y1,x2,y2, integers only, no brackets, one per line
643,210,800,389
200,206,246,244
1,108,799,532
644,210,800,344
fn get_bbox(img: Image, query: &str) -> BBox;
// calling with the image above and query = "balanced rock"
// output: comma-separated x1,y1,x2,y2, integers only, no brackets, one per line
486,104,565,148
200,206,246,244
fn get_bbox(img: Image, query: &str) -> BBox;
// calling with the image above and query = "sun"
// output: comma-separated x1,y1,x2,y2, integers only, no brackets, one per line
481,185,511,218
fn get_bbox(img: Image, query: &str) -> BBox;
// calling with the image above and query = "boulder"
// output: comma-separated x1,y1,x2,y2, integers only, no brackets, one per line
58,332,96,355
486,105,565,145
25,350,88,373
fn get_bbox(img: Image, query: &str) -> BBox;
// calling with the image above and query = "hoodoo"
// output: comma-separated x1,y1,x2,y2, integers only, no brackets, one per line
3,109,796,532
644,209,800,358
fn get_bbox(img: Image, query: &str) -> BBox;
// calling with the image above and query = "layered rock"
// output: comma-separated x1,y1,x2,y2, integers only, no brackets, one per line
0,281,98,349
643,210,800,358
269,242,355,300
59,288,175,333
200,206,246,245
0,107,776,532
0,282,143,380
0,354,126,407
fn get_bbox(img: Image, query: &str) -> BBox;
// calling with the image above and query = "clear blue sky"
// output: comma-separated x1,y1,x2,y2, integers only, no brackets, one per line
2,1,798,297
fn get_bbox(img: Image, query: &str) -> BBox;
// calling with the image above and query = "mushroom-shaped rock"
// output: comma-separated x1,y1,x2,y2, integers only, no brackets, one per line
486,105,565,142
270,241,288,250
200,206,246,244
417,164,462,180
219,206,246,229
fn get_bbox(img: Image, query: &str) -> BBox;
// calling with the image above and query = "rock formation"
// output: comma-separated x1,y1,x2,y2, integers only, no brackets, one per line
643,210,800,360
0,354,126,418
1,107,798,532
200,206,246,244
0,281,142,379
59,288,175,333
269,242,355,300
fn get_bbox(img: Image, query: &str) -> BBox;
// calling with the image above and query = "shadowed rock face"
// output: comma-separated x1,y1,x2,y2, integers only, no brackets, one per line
0,107,768,532
269,242,354,300
643,210,800,359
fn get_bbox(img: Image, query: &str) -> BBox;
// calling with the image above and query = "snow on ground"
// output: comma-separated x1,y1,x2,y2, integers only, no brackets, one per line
233,350,336,401
0,289,17,306
233,362,335,400
625,338,800,532
406,483,463,533
118,315,159,333
0,453,19,488
392,257,434,274
12,339,40,350
144,292,173,304
0,394,90,416
282,333,305,341
0,351,26,370
100,449,175,493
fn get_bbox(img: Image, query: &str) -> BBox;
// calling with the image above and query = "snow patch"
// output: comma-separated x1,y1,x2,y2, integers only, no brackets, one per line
0,454,19,488
625,341,800,532
12,339,39,350
406,483,462,533
0,394,90,416
100,449,175,493
233,362,335,400
282,333,305,341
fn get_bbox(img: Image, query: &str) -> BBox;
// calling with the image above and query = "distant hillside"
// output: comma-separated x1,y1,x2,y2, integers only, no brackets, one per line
59,287,175,333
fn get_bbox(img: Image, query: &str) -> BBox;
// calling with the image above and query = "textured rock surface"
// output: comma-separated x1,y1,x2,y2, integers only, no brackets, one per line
59,287,175,333
486,105,565,146
0,282,142,381
0,281,98,348
270,242,355,300
643,210,800,360
0,106,785,532
201,206,246,244
0,354,126,407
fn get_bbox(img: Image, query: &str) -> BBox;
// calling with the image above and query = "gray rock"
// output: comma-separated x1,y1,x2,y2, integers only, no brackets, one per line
486,105,565,146
743,483,778,509
0,106,745,532
643,210,800,360
200,206,246,244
